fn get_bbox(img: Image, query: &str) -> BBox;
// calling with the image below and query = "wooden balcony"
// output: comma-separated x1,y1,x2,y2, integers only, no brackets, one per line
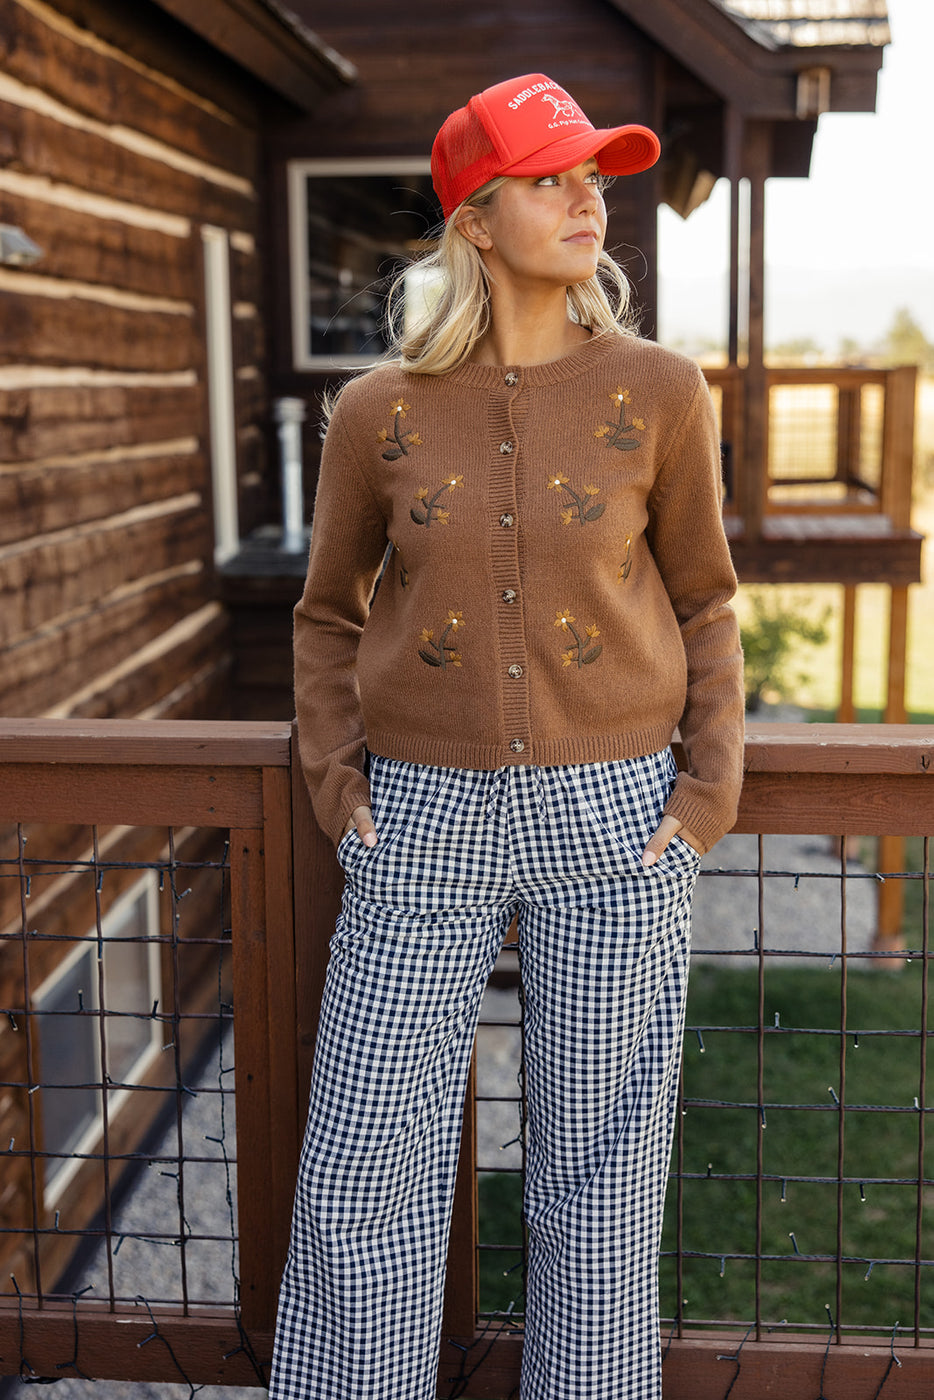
707,363,922,587
1,718,932,1396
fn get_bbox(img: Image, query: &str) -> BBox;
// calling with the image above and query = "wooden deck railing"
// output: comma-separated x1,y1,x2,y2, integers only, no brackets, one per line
704,364,917,534
0,719,932,1397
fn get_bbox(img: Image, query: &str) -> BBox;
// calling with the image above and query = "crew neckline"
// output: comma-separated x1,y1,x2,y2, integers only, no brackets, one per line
446,329,623,389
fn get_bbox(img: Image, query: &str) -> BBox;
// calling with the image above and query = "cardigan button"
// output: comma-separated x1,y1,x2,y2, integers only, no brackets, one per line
509,739,525,753
507,664,523,679
499,441,514,454
499,513,514,527
502,589,517,604
504,371,519,387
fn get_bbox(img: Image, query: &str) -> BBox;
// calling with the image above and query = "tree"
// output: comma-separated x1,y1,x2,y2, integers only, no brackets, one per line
882,307,934,370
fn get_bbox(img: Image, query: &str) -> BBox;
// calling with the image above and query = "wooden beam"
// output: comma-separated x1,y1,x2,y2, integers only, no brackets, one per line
742,121,769,541
0,1301,272,1385
0,717,290,766
149,0,355,110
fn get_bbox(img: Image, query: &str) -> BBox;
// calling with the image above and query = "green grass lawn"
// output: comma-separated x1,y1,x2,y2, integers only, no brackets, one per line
479,960,933,1335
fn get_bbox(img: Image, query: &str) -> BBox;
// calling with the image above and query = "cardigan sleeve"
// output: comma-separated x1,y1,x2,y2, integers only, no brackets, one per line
645,369,745,852
292,395,389,846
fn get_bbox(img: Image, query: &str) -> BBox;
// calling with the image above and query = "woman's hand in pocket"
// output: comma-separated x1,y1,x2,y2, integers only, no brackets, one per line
642,814,702,867
344,805,378,848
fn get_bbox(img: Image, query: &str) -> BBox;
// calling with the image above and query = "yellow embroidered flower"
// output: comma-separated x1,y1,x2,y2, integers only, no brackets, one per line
445,475,464,491
561,648,577,667
392,400,411,417
547,473,570,490
560,508,574,527
584,484,599,496
593,425,611,439
554,609,575,631
449,652,462,668
611,386,631,405
407,432,423,446
585,623,600,639
419,628,434,643
414,486,429,500
435,509,450,525
632,417,645,431
446,610,464,628
376,428,389,442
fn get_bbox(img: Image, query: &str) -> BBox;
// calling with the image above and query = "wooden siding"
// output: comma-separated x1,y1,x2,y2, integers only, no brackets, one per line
0,0,270,722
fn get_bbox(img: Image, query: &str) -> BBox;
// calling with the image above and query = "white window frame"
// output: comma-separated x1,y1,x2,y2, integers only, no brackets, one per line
35,873,162,1206
202,224,240,562
287,157,433,372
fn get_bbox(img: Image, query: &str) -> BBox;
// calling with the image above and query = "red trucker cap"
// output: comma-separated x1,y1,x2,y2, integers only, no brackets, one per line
431,73,661,220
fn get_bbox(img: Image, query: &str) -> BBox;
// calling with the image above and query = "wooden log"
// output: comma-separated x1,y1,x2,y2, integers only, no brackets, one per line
60,604,231,721
0,503,210,644
136,654,235,723
0,0,257,171
0,568,210,715
0,381,202,463
0,99,257,229
0,186,196,299
0,286,197,373
0,448,205,546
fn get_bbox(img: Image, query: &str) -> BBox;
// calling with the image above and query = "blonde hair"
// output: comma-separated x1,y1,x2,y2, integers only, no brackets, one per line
386,176,638,376
323,175,639,416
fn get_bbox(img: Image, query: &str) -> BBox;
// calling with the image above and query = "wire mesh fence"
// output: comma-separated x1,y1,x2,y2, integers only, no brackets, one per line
463,828,933,1395
1,719,933,1399
0,821,263,1391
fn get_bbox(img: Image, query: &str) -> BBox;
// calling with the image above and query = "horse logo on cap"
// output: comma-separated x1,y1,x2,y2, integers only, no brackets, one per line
542,94,578,120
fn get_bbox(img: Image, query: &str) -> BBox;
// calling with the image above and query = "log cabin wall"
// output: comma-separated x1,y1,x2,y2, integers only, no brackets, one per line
0,0,270,722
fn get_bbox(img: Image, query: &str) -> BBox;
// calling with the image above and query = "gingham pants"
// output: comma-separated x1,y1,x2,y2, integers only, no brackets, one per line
269,750,699,1400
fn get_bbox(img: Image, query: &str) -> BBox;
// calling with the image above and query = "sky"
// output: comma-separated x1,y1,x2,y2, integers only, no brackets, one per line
656,0,934,350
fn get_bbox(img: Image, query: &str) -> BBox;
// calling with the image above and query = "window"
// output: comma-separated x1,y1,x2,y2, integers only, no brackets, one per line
34,874,162,1203
288,159,441,370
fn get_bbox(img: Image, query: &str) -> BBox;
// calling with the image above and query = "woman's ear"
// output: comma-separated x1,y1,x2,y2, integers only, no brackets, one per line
454,206,493,251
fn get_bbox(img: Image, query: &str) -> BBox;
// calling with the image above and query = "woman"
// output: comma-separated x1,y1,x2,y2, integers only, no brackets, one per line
271,73,744,1400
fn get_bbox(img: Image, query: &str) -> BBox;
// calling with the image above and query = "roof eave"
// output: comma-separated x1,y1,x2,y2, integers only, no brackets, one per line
149,0,357,112
610,0,885,117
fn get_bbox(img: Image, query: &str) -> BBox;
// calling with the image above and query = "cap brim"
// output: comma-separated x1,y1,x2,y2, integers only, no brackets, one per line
502,124,661,179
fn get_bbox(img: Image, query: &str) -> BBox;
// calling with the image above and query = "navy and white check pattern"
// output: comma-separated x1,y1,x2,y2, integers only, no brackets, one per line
269,750,698,1400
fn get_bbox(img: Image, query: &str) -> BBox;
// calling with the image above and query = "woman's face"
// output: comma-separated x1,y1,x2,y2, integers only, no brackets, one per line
460,160,608,294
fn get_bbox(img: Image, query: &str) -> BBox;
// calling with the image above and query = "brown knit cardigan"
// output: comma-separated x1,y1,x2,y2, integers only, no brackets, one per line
294,330,745,852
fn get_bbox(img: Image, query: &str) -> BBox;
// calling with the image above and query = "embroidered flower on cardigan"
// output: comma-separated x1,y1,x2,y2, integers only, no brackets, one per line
411,475,464,526
618,532,634,582
547,474,604,525
418,611,464,669
377,401,422,461
594,385,645,451
554,609,602,667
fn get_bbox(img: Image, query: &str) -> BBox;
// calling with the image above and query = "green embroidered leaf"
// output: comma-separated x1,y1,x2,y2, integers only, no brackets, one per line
612,439,641,452
582,645,603,664
584,503,605,521
382,447,403,461
410,507,427,524
418,649,443,666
